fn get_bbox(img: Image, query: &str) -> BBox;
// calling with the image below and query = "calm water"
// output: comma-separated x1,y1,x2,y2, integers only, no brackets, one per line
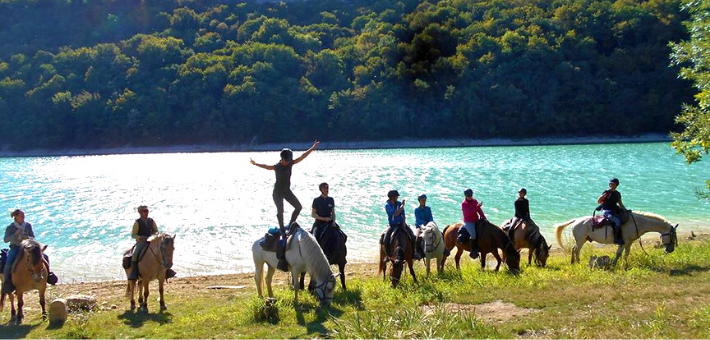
0,143,707,282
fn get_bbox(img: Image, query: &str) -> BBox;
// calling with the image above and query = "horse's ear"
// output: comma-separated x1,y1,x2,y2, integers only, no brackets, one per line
42,245,48,252
547,245,552,250
674,224,678,230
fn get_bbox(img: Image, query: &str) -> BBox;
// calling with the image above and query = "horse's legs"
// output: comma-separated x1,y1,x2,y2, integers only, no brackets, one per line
480,253,487,270
425,257,431,276
338,262,346,291
407,259,417,283
128,280,137,311
39,287,47,319
265,266,276,298
9,293,15,321
159,279,167,311
492,252,503,272
612,244,625,267
140,282,149,313
623,244,632,269
528,247,533,266
291,270,300,304
573,236,586,264
455,247,463,271
254,263,264,298
16,292,23,325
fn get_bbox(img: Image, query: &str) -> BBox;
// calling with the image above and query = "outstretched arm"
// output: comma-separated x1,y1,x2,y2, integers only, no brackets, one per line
292,140,319,165
250,158,275,170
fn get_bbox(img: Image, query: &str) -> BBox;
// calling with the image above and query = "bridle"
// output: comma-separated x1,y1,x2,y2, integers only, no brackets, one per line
313,275,336,305
23,245,45,282
423,226,443,253
149,236,173,270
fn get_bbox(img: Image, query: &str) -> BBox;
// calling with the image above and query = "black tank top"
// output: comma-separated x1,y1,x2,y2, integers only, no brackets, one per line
601,190,621,213
135,218,155,237
274,162,292,191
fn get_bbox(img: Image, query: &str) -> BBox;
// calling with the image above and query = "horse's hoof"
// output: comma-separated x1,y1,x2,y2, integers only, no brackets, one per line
160,305,167,311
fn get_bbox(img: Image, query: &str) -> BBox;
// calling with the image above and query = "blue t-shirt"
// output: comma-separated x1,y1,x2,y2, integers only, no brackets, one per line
385,201,404,226
414,206,433,228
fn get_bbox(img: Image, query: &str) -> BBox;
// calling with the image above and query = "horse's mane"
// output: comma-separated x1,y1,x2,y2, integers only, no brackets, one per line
296,229,332,279
21,238,42,265
147,232,173,245
633,211,670,224
421,222,439,236
489,222,519,257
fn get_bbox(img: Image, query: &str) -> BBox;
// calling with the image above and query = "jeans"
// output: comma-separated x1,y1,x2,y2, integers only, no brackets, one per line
603,210,620,227
464,221,477,239
2,246,19,294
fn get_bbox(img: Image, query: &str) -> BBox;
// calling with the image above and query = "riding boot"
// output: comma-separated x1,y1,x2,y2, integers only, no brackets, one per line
276,237,289,271
128,260,140,280
413,237,423,260
166,269,177,279
613,225,624,245
469,238,480,259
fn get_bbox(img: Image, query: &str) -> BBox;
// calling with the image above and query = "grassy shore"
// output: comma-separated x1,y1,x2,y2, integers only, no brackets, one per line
1,235,709,339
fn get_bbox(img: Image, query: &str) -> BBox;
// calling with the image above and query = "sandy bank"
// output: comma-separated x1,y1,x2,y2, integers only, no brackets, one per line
0,133,671,157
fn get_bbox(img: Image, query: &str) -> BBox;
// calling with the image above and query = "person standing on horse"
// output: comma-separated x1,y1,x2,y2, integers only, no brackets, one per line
2,209,58,294
311,182,335,242
413,194,433,259
462,189,486,259
383,190,420,260
250,140,319,239
128,206,177,281
597,178,627,245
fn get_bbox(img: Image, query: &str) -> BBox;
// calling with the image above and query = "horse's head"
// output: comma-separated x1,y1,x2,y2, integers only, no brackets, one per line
421,222,439,253
534,240,552,268
389,246,405,287
661,224,678,253
314,274,337,307
21,239,46,282
159,234,176,270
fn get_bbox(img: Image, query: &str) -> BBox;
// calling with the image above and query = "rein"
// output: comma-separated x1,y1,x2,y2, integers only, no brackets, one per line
148,237,170,270
630,213,649,256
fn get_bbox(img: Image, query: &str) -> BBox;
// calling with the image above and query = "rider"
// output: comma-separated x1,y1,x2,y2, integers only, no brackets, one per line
250,140,319,238
2,209,58,294
311,182,335,242
597,178,627,245
413,194,432,259
128,205,177,281
462,188,486,259
382,190,420,260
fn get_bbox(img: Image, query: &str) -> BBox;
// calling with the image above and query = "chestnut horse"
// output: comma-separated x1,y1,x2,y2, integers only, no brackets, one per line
506,219,551,267
442,221,520,272
0,239,48,324
379,227,417,287
124,233,175,313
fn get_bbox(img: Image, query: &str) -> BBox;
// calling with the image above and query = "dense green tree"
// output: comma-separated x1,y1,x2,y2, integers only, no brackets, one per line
670,0,710,197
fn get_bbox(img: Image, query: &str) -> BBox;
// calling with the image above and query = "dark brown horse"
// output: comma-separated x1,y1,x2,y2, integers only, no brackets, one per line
300,224,348,291
442,221,520,272
0,239,48,324
507,219,551,267
379,227,417,287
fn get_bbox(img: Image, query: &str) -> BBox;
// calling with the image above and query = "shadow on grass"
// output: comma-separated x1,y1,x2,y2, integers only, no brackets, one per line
669,265,710,276
332,287,364,310
0,322,36,338
117,310,173,328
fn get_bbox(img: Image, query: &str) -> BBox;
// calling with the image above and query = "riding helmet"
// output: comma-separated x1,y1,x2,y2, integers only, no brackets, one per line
609,178,620,185
387,190,400,198
464,188,474,196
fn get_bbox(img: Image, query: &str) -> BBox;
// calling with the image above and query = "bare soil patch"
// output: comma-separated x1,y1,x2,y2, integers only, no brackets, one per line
420,300,540,323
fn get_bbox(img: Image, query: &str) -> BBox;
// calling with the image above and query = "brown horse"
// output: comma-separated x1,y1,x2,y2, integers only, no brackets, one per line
0,239,48,324
124,233,175,313
507,219,551,267
442,221,521,272
379,227,417,287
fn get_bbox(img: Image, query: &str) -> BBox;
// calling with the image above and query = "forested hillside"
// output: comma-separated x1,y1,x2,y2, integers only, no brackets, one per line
0,0,694,150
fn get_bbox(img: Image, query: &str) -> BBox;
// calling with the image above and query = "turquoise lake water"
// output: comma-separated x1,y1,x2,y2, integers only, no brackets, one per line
0,142,707,282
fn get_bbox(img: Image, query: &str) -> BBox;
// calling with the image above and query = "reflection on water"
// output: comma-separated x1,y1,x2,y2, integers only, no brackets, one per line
0,143,707,281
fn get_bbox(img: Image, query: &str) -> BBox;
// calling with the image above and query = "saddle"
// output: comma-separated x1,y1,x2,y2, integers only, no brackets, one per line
591,210,631,229
122,242,151,269
260,223,301,272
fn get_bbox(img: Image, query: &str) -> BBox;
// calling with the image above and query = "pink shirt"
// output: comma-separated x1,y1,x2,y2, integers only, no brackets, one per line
462,198,486,223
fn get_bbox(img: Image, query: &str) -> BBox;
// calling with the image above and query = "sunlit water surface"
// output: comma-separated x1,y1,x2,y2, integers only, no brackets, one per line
0,142,707,282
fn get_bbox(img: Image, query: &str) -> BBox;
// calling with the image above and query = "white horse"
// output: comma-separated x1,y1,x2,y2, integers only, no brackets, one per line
421,222,446,276
555,211,678,267
252,226,337,306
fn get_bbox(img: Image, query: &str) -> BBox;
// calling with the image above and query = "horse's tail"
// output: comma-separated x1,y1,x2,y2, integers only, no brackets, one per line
555,219,576,248
0,291,4,311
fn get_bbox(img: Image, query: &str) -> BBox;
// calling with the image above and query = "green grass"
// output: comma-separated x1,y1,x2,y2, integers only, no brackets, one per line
2,239,710,338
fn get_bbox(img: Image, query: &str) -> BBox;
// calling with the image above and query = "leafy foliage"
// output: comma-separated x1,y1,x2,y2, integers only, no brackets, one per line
670,0,710,197
0,0,695,150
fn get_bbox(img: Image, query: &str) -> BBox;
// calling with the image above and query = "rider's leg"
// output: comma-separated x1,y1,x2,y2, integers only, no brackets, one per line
466,222,480,259
383,225,394,259
282,189,302,228
2,246,19,294
273,190,286,237
129,240,148,281
414,227,424,260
